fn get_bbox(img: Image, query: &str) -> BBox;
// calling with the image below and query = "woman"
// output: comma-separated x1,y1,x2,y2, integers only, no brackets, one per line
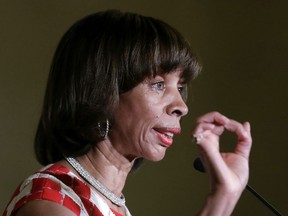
3,10,252,216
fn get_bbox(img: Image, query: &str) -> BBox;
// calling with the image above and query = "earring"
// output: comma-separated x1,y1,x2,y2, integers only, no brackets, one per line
98,120,109,139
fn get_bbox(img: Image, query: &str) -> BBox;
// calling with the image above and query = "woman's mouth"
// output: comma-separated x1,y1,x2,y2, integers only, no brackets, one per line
153,128,181,147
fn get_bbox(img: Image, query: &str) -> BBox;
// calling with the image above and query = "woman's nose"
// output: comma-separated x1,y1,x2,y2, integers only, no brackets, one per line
167,91,189,117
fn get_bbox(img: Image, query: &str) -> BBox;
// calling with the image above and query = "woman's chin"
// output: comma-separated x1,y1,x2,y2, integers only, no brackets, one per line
144,148,167,162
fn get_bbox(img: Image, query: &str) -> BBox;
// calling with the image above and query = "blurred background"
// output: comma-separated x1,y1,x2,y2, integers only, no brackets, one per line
0,1,287,215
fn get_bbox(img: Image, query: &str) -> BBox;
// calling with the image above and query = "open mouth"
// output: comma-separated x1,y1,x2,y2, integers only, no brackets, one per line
153,129,174,147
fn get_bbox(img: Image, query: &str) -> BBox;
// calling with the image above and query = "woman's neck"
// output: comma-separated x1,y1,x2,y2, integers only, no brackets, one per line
68,139,134,197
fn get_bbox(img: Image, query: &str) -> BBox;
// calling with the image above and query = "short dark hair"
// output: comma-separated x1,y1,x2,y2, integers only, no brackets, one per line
35,10,201,165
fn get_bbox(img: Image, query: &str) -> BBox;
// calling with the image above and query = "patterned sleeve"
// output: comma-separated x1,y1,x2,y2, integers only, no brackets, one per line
3,165,88,216
2,164,125,216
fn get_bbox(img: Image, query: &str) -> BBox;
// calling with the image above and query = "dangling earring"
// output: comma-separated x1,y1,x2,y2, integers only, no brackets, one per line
104,119,109,138
98,120,110,139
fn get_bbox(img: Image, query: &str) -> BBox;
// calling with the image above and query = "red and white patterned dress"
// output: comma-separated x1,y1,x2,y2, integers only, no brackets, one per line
3,164,131,216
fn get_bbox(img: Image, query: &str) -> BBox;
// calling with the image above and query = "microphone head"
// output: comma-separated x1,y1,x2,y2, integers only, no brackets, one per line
193,158,206,173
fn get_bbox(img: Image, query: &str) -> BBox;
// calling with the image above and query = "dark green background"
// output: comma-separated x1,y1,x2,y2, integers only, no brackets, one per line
1,1,287,215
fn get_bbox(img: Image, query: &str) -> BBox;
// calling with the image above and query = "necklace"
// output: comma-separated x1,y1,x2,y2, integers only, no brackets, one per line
65,157,126,207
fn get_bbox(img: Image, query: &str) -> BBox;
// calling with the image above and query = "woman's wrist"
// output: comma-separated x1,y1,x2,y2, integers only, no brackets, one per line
198,187,243,216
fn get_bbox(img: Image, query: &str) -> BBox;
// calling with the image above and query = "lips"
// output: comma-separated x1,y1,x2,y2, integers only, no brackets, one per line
153,127,181,147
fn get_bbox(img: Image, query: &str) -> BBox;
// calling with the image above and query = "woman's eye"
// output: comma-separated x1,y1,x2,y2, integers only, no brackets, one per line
152,81,165,90
178,86,184,93
178,82,187,92
178,84,187,99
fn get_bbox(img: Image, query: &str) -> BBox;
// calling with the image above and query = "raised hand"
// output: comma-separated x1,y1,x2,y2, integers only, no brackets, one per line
192,112,252,216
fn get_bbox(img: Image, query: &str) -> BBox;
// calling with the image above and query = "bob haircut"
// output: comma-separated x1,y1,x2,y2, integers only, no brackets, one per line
35,10,201,165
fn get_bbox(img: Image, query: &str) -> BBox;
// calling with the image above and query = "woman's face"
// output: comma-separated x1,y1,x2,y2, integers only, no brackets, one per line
109,70,189,161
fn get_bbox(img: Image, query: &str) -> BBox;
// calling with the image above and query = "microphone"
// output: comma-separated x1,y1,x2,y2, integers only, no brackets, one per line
193,158,282,216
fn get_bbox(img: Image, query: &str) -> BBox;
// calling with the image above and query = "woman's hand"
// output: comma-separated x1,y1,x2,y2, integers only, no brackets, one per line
192,112,252,216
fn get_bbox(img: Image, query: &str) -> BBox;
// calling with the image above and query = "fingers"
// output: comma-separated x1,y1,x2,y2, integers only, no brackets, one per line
223,119,249,140
194,130,231,181
192,112,252,159
234,121,252,159
222,119,252,159
193,112,230,136
192,112,252,196
193,122,225,136
195,111,229,125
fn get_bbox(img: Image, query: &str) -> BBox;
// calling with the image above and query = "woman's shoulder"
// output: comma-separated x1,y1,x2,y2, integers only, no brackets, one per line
13,200,76,216
3,164,91,216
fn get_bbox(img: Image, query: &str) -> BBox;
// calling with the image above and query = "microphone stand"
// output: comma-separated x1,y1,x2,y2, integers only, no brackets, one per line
193,158,282,215
245,184,282,216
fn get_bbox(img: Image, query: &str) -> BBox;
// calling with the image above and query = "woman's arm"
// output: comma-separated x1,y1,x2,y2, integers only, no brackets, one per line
193,112,252,216
14,200,76,216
